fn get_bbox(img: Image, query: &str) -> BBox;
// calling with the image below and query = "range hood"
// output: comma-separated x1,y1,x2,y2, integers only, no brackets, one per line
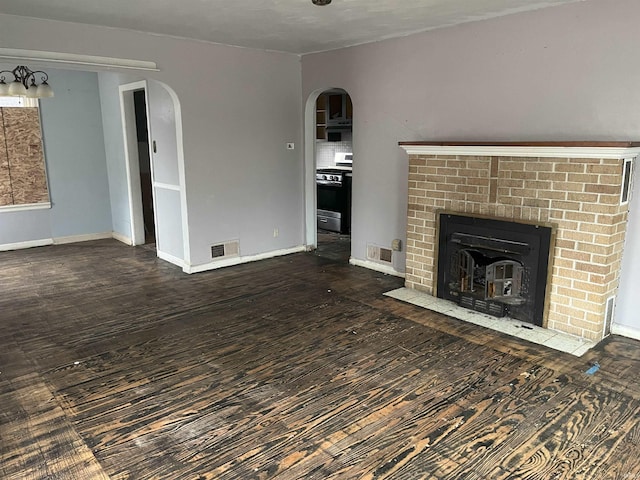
326,119,352,131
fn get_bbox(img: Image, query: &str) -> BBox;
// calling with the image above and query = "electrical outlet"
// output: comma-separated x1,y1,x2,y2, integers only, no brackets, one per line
273,228,279,238
286,143,295,150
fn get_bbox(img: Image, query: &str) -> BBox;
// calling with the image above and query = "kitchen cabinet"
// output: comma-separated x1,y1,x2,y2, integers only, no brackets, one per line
327,93,352,122
316,92,352,141
315,94,327,140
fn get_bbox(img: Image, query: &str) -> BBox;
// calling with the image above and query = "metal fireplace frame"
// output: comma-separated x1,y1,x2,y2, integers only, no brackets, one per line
435,211,556,327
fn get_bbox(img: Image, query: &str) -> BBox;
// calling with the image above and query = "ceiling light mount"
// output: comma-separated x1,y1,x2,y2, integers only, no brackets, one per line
0,65,54,98
312,0,332,5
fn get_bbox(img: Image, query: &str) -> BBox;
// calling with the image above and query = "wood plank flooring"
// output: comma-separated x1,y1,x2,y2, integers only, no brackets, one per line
0,239,639,479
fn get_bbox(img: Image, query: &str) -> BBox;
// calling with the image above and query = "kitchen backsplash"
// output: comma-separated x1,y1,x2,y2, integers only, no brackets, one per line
316,132,353,168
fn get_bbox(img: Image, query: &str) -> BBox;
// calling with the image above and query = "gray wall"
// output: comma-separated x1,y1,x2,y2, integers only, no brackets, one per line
98,72,135,240
4,1,640,335
615,169,640,333
41,69,112,238
301,0,640,333
0,14,304,268
0,67,111,245
182,47,303,266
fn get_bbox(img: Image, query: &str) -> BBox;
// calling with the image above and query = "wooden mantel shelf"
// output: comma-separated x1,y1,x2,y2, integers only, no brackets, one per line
399,141,640,159
399,141,640,147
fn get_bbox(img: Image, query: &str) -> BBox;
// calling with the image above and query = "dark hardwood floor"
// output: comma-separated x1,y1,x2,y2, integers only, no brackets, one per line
315,231,351,263
1,239,639,479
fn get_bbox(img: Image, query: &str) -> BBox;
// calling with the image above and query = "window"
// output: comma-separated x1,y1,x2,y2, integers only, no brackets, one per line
0,96,50,210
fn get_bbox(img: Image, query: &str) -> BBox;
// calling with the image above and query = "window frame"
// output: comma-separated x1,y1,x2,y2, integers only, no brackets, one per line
0,96,51,212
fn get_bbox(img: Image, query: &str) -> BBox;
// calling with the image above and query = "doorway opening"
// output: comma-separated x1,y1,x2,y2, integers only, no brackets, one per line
133,90,155,245
120,79,189,270
120,81,155,248
313,88,353,263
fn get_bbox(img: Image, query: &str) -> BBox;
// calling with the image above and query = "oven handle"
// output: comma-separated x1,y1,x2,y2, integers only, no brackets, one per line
316,181,343,186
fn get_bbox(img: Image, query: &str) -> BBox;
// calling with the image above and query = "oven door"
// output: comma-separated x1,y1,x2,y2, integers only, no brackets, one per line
317,183,346,213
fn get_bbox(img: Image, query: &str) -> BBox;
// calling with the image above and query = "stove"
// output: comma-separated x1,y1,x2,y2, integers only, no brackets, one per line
316,168,351,234
316,169,344,186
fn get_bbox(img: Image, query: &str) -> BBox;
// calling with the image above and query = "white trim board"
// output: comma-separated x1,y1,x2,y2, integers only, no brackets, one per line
611,324,640,342
349,258,405,278
185,246,306,274
0,238,52,252
112,231,133,245
0,202,51,213
157,250,187,270
399,145,640,159
0,48,159,71
53,232,112,245
1,232,133,252
153,182,180,191
119,81,148,246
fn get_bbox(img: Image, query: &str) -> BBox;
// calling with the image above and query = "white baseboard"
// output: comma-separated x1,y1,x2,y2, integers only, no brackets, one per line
349,258,405,278
611,323,640,341
1,231,133,252
111,231,132,245
185,245,306,274
157,250,187,269
0,238,53,252
53,232,113,245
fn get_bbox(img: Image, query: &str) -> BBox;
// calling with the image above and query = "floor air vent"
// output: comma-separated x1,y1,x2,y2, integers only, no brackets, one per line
210,240,240,259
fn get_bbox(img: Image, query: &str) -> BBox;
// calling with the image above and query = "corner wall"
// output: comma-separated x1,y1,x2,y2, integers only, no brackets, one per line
0,13,304,270
301,0,640,336
0,67,112,247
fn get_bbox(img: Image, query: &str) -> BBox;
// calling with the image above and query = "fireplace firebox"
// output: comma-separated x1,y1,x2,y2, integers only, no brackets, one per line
437,213,554,326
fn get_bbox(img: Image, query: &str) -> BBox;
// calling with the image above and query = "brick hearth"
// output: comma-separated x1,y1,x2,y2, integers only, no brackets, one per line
399,142,639,341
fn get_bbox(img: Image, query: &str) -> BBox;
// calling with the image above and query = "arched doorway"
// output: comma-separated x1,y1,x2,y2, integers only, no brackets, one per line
304,88,353,262
120,79,190,270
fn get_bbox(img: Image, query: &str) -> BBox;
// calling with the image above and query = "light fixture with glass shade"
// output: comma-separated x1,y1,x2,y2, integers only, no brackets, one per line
0,65,54,98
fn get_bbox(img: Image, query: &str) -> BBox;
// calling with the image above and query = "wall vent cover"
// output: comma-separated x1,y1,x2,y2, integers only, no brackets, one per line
210,240,240,259
379,248,392,263
604,295,615,337
211,244,225,258
620,158,634,205
366,244,392,264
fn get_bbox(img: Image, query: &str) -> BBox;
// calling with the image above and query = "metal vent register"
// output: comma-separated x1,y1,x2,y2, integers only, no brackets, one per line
210,240,240,259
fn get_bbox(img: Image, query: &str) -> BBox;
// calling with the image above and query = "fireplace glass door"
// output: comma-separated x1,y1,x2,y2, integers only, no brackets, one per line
437,213,553,326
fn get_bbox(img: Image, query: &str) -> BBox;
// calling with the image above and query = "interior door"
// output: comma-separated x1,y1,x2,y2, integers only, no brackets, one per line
146,82,184,265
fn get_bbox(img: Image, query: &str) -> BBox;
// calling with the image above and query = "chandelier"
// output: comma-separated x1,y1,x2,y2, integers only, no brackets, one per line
0,65,54,98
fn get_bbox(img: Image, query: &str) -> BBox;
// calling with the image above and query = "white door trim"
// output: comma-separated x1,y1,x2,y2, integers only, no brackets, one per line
304,90,323,250
119,80,148,246
157,84,191,269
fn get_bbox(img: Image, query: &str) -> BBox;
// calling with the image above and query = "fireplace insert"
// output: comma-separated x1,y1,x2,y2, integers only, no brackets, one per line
436,213,553,326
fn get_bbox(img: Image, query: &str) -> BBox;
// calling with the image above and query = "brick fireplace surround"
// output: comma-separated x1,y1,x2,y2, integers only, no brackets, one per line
399,142,639,342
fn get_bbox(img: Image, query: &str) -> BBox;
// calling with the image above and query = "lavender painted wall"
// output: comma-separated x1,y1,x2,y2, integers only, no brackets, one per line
0,13,304,269
301,0,640,333
0,68,111,247
3,0,640,337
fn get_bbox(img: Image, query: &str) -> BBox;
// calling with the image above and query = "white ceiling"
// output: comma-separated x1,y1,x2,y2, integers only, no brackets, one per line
0,0,583,55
